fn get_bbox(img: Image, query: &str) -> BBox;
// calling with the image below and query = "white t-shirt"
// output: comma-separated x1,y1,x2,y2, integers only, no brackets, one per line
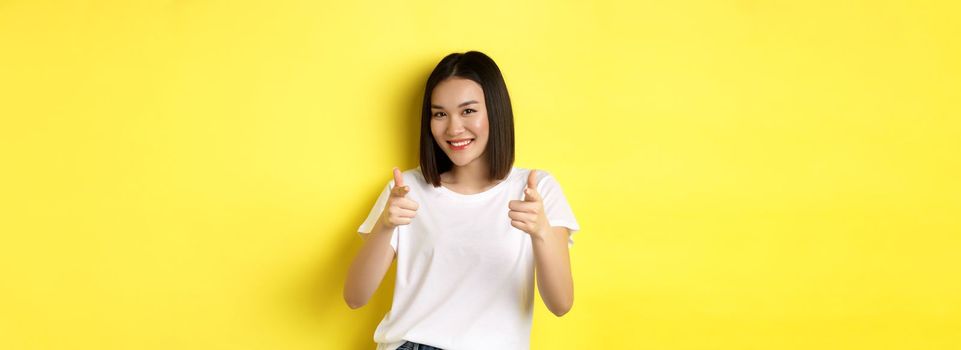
356,166,581,350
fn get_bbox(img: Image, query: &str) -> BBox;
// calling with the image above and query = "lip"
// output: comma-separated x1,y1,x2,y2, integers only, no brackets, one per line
446,138,475,151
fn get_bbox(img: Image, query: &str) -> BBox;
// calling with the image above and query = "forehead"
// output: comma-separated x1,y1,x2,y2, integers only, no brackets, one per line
431,78,484,105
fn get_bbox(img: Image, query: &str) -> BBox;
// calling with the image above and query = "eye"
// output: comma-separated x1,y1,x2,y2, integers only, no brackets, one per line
463,108,476,115
432,112,446,118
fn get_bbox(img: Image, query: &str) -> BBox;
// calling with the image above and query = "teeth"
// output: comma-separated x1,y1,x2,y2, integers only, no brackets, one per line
451,139,472,147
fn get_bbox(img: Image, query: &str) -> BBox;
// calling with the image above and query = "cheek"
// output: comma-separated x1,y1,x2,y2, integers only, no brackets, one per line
468,116,490,136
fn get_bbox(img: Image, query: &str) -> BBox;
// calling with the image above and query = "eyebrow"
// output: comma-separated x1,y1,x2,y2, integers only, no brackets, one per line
430,100,479,109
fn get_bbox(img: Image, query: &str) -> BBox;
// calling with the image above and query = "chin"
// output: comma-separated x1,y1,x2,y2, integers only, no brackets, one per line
451,158,471,167
447,153,478,167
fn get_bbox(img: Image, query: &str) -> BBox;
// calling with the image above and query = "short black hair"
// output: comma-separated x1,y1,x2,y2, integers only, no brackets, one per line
419,51,515,187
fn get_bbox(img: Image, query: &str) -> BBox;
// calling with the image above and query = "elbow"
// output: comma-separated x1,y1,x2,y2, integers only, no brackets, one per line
343,288,368,310
550,298,573,317
550,305,571,317
344,295,367,310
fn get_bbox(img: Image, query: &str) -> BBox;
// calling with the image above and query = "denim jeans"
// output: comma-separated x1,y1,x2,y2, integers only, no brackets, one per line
397,340,444,350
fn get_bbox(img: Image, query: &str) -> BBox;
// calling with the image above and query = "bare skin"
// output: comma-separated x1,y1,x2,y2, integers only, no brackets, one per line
343,168,414,309
344,77,574,316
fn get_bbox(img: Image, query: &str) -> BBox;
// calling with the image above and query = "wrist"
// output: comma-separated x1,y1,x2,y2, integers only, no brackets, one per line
375,217,396,235
530,227,551,242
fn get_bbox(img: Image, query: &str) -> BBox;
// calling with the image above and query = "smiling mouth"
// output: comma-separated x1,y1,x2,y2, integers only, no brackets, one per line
447,138,474,150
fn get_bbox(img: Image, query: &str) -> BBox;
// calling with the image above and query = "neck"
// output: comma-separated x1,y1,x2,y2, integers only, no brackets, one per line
448,156,492,187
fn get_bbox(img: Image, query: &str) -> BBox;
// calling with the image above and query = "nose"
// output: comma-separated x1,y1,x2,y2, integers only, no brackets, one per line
446,115,465,136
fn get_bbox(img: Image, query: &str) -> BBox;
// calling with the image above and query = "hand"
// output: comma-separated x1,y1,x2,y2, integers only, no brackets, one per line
381,167,419,229
508,169,551,239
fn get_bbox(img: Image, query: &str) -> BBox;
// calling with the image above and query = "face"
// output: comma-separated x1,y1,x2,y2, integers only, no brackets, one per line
430,77,490,168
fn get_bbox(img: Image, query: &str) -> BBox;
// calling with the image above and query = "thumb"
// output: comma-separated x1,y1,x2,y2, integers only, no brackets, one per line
526,169,538,190
524,169,541,202
391,167,408,197
393,167,406,188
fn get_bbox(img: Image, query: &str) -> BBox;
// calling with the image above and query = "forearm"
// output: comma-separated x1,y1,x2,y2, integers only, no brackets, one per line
531,226,573,316
343,218,395,309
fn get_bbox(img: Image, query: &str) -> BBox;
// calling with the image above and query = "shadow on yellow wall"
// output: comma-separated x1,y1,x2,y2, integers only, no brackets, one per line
302,67,427,347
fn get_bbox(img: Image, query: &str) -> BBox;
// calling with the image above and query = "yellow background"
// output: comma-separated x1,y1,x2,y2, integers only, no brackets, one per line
1,0,959,349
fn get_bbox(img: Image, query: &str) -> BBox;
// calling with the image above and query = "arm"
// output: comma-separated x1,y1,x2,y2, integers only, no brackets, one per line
531,226,574,316
343,215,395,309
509,170,576,317
344,167,417,309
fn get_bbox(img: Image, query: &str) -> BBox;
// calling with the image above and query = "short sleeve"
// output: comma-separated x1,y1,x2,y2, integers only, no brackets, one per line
536,172,581,248
357,182,399,252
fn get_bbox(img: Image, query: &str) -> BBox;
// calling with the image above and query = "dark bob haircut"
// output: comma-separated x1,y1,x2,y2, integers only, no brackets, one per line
419,51,515,187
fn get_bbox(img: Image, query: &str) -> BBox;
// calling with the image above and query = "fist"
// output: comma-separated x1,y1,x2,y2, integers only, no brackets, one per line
381,167,419,229
508,169,550,238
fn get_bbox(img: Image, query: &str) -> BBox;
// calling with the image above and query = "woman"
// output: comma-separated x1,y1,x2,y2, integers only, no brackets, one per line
344,51,581,350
